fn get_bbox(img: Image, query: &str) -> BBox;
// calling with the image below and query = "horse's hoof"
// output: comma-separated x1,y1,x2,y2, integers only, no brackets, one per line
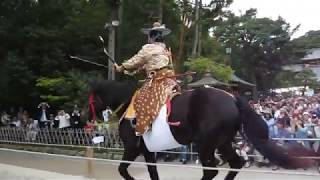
218,160,226,166
272,166,279,171
244,162,251,168
182,160,187,164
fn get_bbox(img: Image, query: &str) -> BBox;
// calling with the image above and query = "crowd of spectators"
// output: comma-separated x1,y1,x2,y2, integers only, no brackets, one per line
238,93,320,170
0,102,115,137
0,102,81,129
251,94,320,150
177,93,320,170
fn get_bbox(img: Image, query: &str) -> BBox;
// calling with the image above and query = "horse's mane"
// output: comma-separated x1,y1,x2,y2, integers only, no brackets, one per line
89,80,136,109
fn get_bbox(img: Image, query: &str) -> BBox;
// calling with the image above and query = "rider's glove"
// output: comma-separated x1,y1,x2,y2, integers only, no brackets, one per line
114,64,124,72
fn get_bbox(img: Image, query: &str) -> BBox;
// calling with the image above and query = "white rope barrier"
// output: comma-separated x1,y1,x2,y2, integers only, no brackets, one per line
0,140,96,149
1,140,320,159
272,138,320,141
0,147,319,177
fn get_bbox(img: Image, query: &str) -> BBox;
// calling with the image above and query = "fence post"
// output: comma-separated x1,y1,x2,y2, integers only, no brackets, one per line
190,143,193,162
86,147,94,178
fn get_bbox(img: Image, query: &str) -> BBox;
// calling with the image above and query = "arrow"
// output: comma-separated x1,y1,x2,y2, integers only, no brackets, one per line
68,55,108,69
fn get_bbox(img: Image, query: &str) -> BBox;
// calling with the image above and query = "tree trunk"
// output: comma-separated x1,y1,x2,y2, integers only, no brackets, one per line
159,0,163,23
197,0,202,57
108,0,120,80
177,0,189,70
177,24,185,71
116,0,123,63
302,84,307,96
250,70,258,101
191,0,199,58
0,49,8,104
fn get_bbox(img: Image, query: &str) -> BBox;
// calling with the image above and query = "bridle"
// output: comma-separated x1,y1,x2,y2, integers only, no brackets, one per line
89,93,103,121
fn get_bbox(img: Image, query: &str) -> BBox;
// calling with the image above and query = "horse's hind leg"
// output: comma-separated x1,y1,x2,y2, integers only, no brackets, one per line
118,149,140,180
218,143,244,180
198,143,219,180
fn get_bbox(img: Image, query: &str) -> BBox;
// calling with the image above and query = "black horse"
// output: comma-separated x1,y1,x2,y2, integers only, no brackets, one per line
89,80,316,180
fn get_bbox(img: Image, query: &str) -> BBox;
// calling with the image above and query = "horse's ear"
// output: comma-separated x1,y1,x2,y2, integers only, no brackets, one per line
88,79,95,86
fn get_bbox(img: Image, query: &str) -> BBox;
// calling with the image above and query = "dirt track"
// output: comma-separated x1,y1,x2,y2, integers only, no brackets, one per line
0,148,319,180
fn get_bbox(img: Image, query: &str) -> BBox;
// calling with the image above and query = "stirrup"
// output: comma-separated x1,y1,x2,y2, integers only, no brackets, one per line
136,136,141,147
135,132,143,136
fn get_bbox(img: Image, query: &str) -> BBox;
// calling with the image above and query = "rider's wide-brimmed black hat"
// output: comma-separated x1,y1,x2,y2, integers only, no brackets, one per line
140,22,171,36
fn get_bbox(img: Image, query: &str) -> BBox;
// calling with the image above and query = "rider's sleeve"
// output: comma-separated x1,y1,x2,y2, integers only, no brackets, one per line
122,44,150,70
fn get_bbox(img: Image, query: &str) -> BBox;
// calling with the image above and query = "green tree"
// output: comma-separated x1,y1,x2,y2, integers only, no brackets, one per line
0,0,235,111
274,71,297,88
294,69,319,89
191,0,233,57
36,77,69,103
36,70,103,111
274,69,319,94
184,57,233,82
0,0,109,110
215,9,299,90
0,52,37,107
291,30,320,58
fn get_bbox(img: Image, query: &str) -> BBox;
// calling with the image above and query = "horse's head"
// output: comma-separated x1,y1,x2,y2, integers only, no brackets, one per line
88,80,136,121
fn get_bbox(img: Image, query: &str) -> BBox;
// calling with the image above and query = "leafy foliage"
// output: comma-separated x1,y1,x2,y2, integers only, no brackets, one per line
36,70,103,111
0,0,319,111
36,77,66,92
214,9,299,90
294,69,319,88
185,57,233,82
291,30,320,58
274,71,297,88
274,69,319,89
0,0,109,111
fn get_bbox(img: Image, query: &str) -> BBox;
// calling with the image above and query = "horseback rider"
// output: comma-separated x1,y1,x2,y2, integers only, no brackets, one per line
114,22,179,135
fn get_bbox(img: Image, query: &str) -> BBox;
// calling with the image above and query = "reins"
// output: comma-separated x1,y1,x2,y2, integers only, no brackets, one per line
89,92,126,121
113,103,125,115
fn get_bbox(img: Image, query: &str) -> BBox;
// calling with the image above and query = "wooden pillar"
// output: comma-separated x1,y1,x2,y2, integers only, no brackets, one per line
159,0,163,23
191,0,199,58
108,27,116,80
86,147,94,178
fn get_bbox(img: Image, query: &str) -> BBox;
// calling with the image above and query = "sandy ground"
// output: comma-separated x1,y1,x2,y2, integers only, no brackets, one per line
0,163,92,180
0,148,319,180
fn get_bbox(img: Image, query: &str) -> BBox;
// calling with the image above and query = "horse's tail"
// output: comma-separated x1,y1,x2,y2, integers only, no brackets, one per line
235,97,316,169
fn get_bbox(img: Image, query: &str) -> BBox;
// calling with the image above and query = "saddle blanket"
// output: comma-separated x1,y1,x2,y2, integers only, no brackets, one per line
143,105,182,152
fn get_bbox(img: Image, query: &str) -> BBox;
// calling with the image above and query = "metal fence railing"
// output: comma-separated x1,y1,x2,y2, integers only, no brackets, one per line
1,127,320,171
0,127,319,157
0,127,123,148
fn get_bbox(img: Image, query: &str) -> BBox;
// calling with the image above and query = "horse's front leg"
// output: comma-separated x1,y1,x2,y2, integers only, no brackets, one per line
118,149,139,180
143,151,159,180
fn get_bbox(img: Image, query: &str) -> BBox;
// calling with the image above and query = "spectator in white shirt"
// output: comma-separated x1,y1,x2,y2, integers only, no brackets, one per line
55,110,70,129
102,107,112,123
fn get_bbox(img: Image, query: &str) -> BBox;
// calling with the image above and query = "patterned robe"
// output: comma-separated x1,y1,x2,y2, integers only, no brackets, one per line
122,42,178,135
